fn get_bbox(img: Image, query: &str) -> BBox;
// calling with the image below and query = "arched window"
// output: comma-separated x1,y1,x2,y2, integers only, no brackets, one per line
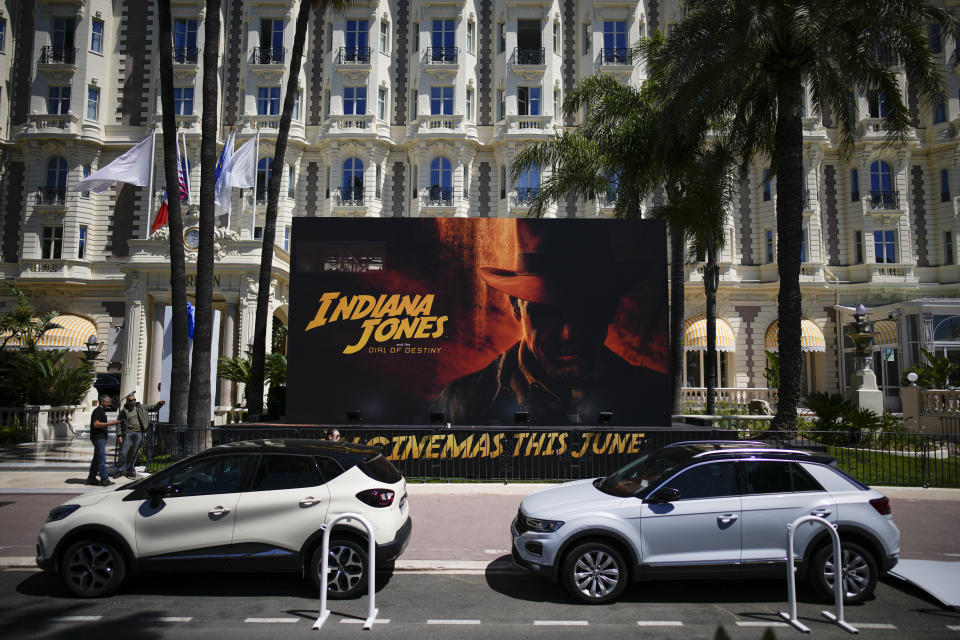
870,160,895,208
429,157,452,203
342,158,364,203
517,164,541,203
256,158,273,202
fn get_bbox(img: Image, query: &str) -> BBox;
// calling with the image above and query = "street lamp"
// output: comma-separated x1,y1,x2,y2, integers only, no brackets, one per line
846,304,883,413
849,304,875,373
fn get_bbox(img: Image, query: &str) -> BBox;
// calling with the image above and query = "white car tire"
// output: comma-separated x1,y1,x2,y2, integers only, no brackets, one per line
562,541,628,604
310,538,369,599
61,538,127,598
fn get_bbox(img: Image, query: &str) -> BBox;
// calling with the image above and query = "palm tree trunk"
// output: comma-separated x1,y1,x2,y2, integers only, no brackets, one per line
157,0,189,425
704,248,718,417
248,0,318,420
669,224,685,416
186,0,221,430
771,67,805,432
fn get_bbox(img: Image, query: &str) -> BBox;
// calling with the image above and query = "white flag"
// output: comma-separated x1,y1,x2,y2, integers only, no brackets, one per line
223,135,257,189
73,135,154,193
214,131,235,212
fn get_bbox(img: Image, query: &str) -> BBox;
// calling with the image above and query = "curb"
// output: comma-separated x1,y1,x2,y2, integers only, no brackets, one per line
0,556,523,574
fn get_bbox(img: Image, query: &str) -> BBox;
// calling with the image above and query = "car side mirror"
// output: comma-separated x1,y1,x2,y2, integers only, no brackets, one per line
647,487,681,504
147,485,167,509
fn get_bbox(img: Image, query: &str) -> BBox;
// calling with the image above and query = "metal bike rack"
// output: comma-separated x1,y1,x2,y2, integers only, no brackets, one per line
778,515,858,634
313,512,379,631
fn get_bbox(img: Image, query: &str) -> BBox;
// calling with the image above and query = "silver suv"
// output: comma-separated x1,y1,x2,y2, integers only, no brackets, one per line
512,441,899,604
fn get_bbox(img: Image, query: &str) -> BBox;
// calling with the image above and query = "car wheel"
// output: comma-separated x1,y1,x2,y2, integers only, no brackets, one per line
562,541,628,604
61,539,126,598
310,538,368,599
809,541,878,604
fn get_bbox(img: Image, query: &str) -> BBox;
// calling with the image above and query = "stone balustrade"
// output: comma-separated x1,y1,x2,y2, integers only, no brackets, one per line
681,387,778,411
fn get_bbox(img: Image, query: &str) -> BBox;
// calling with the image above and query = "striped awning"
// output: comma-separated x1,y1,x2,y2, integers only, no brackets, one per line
683,314,736,352
765,318,826,353
2,315,98,351
872,319,898,348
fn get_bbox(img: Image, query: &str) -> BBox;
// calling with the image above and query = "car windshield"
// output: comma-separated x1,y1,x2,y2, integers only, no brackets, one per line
598,448,691,498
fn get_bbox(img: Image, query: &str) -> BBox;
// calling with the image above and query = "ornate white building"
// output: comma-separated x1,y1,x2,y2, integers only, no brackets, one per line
2,0,960,419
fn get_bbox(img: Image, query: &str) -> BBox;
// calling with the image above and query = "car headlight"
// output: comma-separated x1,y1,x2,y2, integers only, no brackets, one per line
47,505,80,522
526,517,564,533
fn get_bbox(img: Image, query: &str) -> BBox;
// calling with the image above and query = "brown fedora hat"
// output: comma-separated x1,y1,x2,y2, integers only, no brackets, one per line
479,220,633,304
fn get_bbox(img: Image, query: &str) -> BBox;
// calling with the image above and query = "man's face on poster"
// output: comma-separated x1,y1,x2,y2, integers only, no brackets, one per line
513,297,617,382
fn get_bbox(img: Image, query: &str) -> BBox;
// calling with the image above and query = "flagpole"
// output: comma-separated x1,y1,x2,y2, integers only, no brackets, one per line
225,130,234,231
181,129,190,206
252,128,260,239
146,128,157,238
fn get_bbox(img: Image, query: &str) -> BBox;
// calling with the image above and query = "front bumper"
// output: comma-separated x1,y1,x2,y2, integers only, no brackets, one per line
376,515,412,563
511,518,557,581
36,538,55,573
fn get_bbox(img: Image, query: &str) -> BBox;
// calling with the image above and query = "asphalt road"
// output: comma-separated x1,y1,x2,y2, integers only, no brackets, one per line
2,566,959,640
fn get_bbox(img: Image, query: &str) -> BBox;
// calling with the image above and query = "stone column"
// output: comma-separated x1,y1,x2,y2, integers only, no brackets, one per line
218,303,238,406
149,301,165,404
120,273,147,402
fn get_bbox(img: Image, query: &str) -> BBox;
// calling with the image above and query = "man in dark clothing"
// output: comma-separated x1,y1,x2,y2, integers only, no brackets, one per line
433,220,668,426
115,391,165,479
87,395,118,486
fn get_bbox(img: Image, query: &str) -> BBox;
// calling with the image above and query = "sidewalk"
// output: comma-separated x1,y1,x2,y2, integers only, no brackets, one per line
2,440,960,574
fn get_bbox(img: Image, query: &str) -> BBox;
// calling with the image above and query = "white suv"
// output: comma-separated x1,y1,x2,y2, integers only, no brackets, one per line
37,439,412,598
512,441,899,604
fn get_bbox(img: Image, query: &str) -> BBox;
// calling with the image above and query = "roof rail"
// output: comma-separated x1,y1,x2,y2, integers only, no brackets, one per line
664,440,771,449
691,448,813,458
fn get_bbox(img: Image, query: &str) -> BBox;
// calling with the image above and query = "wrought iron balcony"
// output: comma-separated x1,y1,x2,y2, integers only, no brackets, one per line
426,47,458,64
337,47,372,64
173,46,199,64
36,188,66,207
38,46,76,65
514,47,545,65
802,190,811,209
335,187,364,206
515,187,540,204
600,48,630,65
870,190,900,209
251,46,285,64
424,186,454,206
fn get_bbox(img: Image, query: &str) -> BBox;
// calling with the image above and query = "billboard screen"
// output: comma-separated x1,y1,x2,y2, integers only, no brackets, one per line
286,218,669,427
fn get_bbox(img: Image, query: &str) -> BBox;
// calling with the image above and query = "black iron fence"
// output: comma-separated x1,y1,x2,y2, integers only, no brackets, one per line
251,46,285,64
426,46,458,63
39,46,77,64
141,423,960,487
173,46,199,64
337,46,371,64
514,47,545,65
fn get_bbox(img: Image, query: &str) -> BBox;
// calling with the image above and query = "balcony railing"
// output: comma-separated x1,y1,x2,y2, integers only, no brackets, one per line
423,186,454,206
870,190,900,209
334,187,364,206
337,46,371,64
35,188,66,207
514,47,545,65
600,48,630,65
515,187,540,204
426,47,458,64
173,46,199,64
802,189,812,209
38,46,77,65
251,46,285,64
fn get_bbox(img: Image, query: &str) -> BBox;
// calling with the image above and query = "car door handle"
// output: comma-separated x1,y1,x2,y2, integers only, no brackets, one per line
208,506,231,517
811,508,831,517
299,497,322,508
717,513,738,524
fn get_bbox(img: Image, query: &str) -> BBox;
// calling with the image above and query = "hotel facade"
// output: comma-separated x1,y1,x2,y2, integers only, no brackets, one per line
2,0,960,422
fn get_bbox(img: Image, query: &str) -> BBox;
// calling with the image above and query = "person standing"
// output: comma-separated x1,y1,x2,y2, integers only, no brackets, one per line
87,395,118,486
115,391,165,479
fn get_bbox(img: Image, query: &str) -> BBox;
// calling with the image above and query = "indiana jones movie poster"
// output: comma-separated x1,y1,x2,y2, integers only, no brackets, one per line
286,218,669,427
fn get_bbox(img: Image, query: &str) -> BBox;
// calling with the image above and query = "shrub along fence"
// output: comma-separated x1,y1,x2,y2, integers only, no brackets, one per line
141,422,960,488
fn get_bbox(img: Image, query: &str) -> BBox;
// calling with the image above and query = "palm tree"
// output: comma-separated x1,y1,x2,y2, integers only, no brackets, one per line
186,0,222,430
651,143,741,416
156,0,190,426
248,0,350,420
512,75,702,415
643,0,957,430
